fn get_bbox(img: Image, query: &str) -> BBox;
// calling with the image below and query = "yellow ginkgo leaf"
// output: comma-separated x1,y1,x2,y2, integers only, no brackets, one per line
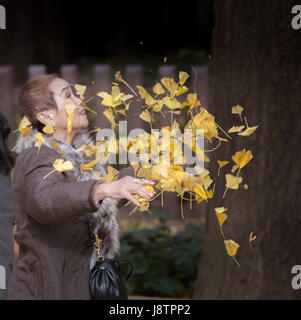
34,132,45,154
98,166,119,182
53,159,73,172
82,100,97,114
238,125,258,136
178,71,190,87
161,77,178,96
42,124,54,135
228,125,245,133
232,105,244,121
162,96,181,109
128,185,156,215
97,86,125,108
231,149,253,174
181,93,200,109
43,159,73,179
14,116,31,133
216,212,228,227
249,232,256,249
214,207,228,214
65,103,77,142
130,162,140,177
116,109,127,116
238,117,259,136
81,159,99,171
223,174,243,199
153,83,166,95
52,140,66,159
107,136,119,154
12,116,32,150
139,109,152,125
103,108,117,130
225,174,243,190
217,160,229,177
214,207,228,238
74,84,87,99
224,239,240,267
175,86,188,96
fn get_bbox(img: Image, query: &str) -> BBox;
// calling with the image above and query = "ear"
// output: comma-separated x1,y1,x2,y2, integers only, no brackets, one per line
36,110,56,126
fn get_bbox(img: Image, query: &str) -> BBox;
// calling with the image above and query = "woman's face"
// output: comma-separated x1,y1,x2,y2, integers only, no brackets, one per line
49,77,89,131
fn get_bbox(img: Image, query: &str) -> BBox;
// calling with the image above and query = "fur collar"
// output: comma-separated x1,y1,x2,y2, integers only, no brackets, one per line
14,127,120,268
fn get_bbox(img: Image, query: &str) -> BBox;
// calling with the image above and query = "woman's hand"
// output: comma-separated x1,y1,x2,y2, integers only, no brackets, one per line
95,176,155,206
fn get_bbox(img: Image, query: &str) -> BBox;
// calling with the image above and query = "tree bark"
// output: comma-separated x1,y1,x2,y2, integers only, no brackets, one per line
194,0,301,299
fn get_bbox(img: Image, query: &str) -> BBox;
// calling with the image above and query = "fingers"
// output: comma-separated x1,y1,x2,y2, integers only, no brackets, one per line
124,193,141,207
132,177,155,185
135,187,153,200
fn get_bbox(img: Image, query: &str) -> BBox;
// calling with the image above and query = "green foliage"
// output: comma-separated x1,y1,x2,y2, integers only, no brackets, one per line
116,210,202,298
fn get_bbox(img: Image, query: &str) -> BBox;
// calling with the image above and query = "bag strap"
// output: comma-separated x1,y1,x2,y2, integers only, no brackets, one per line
88,218,133,281
112,259,133,282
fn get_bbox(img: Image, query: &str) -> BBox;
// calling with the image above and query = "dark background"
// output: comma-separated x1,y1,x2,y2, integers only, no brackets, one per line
0,0,213,84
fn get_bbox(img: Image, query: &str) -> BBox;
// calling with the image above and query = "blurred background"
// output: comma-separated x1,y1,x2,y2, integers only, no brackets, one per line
0,0,300,299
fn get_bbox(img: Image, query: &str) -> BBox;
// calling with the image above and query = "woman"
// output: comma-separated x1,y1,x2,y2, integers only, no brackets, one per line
0,113,15,300
7,74,154,300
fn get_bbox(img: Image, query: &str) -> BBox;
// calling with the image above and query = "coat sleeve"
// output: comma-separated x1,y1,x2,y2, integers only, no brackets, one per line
22,147,101,225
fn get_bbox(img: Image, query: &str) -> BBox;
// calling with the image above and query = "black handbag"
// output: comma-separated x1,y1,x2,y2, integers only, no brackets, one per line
89,232,133,300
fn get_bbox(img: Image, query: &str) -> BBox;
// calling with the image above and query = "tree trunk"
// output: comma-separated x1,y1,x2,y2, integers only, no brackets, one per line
194,0,301,299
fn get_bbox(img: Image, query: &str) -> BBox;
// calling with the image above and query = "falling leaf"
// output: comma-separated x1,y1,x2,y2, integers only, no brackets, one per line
130,162,140,177
114,71,138,96
216,212,228,227
43,159,73,179
161,77,178,96
228,125,245,133
214,207,228,238
214,207,228,214
65,103,77,142
163,56,167,63
182,93,200,109
224,239,240,267
34,132,45,154
231,149,253,174
178,71,190,87
249,232,256,249
139,109,152,125
116,109,127,116
52,140,66,159
153,83,166,95
103,108,117,130
162,96,181,109
225,174,243,190
232,105,244,121
82,100,97,114
42,124,54,135
12,116,33,150
88,128,101,135
98,165,119,182
243,184,248,190
217,160,229,177
81,159,99,171
74,84,87,99
238,117,259,136
223,174,243,199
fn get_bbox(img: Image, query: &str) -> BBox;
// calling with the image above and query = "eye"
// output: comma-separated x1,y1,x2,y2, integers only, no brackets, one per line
66,92,71,98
